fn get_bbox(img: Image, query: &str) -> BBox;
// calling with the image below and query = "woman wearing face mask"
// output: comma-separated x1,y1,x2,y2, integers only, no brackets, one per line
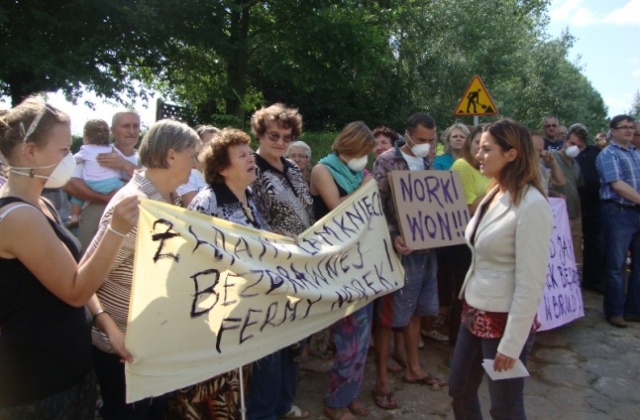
310,121,375,420
0,98,139,418
550,123,587,267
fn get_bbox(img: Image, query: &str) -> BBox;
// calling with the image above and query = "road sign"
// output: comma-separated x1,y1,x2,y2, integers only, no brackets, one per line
454,75,498,117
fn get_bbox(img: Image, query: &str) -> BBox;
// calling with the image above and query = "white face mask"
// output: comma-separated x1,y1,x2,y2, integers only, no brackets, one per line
347,155,368,172
10,152,76,188
406,134,431,158
565,145,581,159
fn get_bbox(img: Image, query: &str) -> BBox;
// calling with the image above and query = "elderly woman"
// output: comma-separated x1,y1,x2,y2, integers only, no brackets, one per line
285,140,312,185
310,121,375,420
86,119,199,420
434,123,470,170
0,98,138,419
176,128,267,419
247,103,313,419
372,126,399,157
449,119,553,419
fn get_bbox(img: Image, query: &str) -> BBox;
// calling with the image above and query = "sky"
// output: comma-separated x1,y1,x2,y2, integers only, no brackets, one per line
1,0,638,135
546,0,640,116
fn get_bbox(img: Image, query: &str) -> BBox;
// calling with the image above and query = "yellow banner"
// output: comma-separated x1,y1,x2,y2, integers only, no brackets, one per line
125,181,404,402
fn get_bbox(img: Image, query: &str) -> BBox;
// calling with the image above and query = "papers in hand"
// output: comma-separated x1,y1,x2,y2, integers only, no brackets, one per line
482,359,529,381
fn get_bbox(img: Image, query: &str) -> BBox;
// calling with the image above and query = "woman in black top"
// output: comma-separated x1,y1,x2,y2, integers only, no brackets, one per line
0,97,138,418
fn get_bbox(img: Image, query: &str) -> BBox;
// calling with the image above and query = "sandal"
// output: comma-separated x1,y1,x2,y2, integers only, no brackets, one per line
280,405,310,419
348,399,369,416
323,406,356,420
372,390,398,410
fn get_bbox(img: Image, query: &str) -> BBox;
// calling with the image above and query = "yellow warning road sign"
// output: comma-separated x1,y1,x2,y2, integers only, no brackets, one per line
454,76,498,116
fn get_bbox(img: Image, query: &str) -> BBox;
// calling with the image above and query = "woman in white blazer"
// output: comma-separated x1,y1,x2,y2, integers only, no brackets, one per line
448,119,553,419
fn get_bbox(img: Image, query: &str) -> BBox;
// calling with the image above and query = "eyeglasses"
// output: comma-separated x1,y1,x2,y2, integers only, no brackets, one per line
288,154,309,159
614,126,636,131
544,124,558,128
20,103,55,144
266,131,293,144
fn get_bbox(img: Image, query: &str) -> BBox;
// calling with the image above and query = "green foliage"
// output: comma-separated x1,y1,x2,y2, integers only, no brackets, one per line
298,132,338,166
627,90,640,120
1,0,609,136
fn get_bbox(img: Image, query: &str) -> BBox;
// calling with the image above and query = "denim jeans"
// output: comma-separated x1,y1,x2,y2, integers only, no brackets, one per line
449,327,535,420
601,202,640,317
246,341,303,419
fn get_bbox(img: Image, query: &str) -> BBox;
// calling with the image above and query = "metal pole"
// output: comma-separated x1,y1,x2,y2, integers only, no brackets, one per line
474,115,479,127
238,367,247,420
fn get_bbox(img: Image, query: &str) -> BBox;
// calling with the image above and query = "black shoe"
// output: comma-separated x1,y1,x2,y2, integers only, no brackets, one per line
606,316,628,328
624,315,640,322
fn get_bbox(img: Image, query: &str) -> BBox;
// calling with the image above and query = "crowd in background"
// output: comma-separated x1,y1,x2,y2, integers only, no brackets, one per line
1,96,639,420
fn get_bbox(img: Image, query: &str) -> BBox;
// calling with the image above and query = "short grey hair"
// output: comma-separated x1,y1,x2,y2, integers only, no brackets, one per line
111,110,140,127
139,119,199,168
286,140,312,159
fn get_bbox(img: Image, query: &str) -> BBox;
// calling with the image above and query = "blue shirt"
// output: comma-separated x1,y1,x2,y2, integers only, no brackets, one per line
596,140,640,205
433,153,455,170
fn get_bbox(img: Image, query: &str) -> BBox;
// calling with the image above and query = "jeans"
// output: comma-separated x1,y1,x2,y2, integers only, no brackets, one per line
449,327,535,420
246,342,303,419
93,347,169,420
601,202,640,317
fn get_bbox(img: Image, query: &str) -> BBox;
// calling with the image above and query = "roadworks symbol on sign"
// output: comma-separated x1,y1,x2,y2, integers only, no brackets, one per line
454,75,498,116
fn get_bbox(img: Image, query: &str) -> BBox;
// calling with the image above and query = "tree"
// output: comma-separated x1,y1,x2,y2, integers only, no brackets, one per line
627,90,640,119
0,0,160,106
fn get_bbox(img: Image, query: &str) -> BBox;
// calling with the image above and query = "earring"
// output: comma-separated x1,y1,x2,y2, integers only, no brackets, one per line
29,168,35,178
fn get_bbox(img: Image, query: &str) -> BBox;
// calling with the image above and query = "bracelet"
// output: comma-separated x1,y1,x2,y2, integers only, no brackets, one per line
107,225,128,238
93,309,109,326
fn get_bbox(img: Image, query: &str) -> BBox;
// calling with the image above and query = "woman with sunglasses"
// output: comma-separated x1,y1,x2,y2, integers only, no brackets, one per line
0,97,138,418
247,103,313,419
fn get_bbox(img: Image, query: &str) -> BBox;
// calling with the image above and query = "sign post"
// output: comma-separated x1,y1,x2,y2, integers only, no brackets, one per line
454,75,499,121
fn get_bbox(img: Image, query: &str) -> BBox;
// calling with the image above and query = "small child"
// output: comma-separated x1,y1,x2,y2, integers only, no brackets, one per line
67,119,125,227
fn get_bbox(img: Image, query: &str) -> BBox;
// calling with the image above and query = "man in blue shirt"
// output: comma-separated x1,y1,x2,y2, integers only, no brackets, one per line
595,114,640,328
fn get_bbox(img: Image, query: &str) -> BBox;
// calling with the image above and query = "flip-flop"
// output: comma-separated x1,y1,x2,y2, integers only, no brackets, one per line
372,390,398,410
348,399,369,416
280,405,310,419
401,373,448,390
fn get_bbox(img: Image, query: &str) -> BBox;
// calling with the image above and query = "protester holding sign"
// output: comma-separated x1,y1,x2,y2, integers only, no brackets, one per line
372,113,447,411
85,119,199,419
310,121,375,420
185,128,276,419
247,103,313,419
0,98,139,419
448,119,553,419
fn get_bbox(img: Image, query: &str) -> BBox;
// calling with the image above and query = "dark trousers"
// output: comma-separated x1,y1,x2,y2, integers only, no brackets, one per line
437,245,471,347
449,327,535,420
581,203,604,290
93,347,169,420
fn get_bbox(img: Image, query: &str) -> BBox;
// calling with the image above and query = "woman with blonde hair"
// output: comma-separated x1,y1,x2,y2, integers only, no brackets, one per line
0,98,138,418
449,119,553,419
433,123,470,170
310,121,375,420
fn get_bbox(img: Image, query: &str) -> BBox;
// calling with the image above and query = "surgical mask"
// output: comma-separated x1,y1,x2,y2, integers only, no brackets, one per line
10,152,76,188
565,145,580,159
347,155,368,172
406,134,431,158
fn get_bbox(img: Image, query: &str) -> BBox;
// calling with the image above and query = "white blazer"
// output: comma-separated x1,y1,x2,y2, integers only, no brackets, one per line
459,185,553,359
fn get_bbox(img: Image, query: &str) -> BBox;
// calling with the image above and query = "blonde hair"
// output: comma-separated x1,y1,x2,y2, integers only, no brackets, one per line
331,121,374,157
441,123,470,154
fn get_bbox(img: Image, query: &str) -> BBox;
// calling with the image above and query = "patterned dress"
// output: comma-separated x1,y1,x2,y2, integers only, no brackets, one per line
168,183,268,420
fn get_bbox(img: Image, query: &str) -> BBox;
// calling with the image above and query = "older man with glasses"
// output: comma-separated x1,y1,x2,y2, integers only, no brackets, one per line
541,115,564,151
596,114,640,328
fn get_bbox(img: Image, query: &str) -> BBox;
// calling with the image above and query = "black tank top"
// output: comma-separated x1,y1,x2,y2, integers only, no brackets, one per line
0,197,92,407
312,182,348,220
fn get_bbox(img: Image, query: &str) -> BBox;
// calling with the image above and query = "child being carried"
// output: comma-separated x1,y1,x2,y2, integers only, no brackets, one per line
67,119,125,227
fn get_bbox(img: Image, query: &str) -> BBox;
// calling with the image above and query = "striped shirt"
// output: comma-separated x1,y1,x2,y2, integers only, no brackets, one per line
596,141,640,206
87,171,182,353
